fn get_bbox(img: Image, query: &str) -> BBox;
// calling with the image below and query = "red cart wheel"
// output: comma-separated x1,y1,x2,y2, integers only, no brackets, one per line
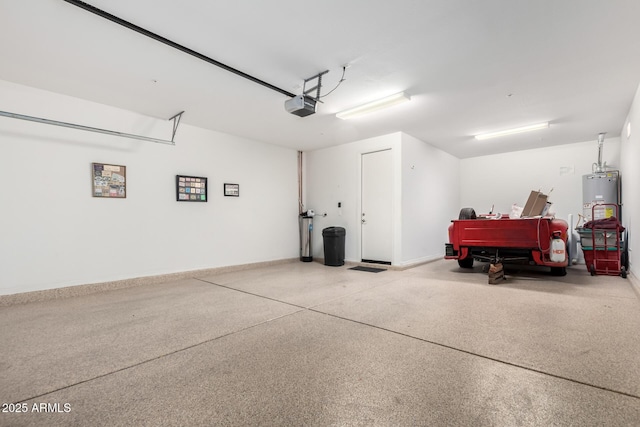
621,267,627,279
589,264,596,276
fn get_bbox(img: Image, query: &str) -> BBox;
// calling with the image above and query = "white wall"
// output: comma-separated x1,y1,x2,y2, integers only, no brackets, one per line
0,80,299,296
304,133,401,264
401,133,460,265
305,132,460,266
460,138,621,224
620,83,640,274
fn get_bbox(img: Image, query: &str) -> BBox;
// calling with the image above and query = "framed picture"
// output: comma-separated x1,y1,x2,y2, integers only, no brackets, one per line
176,175,208,202
92,163,126,198
224,183,239,197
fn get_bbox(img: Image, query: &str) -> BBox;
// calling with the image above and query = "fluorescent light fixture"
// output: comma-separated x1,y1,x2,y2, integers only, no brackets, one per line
336,92,410,120
474,122,549,140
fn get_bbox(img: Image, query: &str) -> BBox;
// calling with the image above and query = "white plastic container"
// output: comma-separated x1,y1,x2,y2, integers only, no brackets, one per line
550,234,566,263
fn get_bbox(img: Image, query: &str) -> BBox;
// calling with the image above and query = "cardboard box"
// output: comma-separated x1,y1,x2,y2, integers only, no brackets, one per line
521,191,548,217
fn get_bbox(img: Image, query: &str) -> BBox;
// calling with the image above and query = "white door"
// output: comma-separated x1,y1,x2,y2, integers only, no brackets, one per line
361,149,393,264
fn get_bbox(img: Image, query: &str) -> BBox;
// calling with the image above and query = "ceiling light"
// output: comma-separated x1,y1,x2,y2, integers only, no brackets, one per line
474,122,549,140
336,92,410,120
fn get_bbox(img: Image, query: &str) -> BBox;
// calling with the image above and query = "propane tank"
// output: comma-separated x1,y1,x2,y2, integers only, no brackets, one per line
550,231,566,263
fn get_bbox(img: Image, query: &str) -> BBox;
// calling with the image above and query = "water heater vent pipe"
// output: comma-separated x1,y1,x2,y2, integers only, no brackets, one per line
593,132,607,173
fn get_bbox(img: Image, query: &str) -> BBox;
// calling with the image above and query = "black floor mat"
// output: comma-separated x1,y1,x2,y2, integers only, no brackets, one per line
349,266,387,273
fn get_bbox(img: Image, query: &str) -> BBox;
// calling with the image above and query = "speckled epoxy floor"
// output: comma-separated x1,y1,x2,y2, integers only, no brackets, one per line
1,260,639,426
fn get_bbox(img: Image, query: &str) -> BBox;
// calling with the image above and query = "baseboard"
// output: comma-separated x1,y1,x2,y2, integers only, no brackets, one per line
313,256,440,271
629,269,640,301
0,258,298,307
397,254,443,269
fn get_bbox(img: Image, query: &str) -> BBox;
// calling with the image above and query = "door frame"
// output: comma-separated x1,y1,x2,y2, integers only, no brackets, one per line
359,148,398,265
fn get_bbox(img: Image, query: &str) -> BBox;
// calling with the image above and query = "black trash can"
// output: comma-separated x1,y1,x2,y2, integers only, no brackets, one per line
322,227,346,266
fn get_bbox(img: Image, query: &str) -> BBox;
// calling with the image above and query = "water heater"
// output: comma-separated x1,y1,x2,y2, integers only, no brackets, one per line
582,171,620,221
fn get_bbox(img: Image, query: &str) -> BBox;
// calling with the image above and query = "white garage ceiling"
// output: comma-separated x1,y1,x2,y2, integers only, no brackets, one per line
1,0,640,158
